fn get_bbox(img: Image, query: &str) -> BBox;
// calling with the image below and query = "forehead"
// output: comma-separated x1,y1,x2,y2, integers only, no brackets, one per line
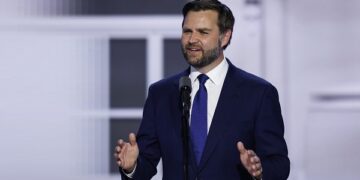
183,10,219,28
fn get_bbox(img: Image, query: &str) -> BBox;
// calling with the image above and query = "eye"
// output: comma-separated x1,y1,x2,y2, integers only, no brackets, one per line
199,30,209,35
182,29,192,34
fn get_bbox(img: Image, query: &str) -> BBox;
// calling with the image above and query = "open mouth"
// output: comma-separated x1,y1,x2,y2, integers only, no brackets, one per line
186,46,202,54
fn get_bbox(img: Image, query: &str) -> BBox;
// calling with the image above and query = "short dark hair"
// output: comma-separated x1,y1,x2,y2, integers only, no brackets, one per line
182,0,235,49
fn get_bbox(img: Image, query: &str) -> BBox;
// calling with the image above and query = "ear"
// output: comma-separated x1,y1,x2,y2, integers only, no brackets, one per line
220,30,232,48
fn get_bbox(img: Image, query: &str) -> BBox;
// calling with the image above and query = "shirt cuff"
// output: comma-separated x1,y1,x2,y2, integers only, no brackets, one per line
253,176,262,180
122,163,137,178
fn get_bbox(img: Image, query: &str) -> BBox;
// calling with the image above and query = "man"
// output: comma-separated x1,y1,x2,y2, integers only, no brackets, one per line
114,0,290,179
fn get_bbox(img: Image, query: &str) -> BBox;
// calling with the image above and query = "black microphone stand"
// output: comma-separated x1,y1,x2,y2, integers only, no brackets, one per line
181,88,191,180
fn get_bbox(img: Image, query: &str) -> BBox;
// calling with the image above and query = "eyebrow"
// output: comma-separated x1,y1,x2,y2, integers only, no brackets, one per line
182,27,212,32
198,28,211,32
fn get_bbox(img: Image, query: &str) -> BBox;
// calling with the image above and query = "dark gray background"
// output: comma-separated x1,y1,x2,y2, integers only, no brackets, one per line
69,0,187,15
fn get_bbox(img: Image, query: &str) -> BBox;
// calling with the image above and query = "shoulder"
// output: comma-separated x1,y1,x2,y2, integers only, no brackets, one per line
227,62,281,108
228,62,276,91
148,69,188,94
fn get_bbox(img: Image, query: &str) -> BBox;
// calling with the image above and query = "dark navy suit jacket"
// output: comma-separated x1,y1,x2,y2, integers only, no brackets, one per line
121,60,290,180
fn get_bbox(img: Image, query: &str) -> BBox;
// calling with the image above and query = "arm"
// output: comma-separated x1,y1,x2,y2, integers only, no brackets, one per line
237,84,289,179
254,84,290,179
115,133,139,179
121,85,162,179
114,85,161,180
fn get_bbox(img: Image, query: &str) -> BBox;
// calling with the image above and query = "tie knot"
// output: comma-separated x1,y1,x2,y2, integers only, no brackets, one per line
197,74,209,85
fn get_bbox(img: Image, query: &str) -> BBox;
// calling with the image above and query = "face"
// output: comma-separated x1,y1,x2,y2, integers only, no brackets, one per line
181,10,227,69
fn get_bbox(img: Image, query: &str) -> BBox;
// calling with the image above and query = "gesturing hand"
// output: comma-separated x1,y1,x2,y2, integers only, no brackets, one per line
114,133,139,173
237,141,263,179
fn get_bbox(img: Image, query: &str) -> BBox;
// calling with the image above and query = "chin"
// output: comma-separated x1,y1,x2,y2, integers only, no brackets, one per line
187,58,202,66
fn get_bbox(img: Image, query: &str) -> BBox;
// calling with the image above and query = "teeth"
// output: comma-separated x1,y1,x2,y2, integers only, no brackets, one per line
189,48,199,51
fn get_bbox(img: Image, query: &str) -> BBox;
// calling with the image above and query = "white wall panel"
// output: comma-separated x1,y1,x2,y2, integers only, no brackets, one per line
287,0,360,179
305,109,360,180
0,16,180,180
0,32,109,179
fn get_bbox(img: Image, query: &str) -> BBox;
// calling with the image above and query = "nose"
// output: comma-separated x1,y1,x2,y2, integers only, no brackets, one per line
189,33,199,44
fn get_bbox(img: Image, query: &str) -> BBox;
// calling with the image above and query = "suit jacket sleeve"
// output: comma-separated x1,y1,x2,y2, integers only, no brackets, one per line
255,84,290,179
120,85,161,180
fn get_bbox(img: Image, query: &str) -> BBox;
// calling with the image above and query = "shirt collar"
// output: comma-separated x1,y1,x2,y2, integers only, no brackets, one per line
189,57,229,85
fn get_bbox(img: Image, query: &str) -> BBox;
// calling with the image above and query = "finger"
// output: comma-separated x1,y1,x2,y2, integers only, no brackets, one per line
114,150,122,157
115,146,121,153
253,170,262,178
247,150,256,157
252,168,262,178
118,139,125,148
250,165,261,173
119,144,128,164
114,152,122,162
115,152,122,166
117,159,122,167
255,163,261,169
237,141,247,154
250,156,260,163
254,156,260,163
129,133,137,146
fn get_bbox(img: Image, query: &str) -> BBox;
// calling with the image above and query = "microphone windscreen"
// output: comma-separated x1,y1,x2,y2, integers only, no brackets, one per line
179,76,192,92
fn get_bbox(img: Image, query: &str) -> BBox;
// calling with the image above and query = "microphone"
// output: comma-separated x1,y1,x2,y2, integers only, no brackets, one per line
179,76,192,108
179,76,191,180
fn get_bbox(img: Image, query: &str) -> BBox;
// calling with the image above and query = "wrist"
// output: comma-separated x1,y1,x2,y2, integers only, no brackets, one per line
253,174,262,180
123,161,137,173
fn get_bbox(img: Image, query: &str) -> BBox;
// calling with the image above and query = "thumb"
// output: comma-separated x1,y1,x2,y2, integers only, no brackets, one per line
237,141,247,154
129,133,137,146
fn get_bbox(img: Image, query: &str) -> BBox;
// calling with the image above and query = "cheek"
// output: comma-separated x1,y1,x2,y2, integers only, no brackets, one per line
201,39,212,49
180,37,187,46
206,38,220,49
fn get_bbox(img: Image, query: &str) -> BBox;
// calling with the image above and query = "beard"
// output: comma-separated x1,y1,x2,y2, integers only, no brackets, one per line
182,40,222,69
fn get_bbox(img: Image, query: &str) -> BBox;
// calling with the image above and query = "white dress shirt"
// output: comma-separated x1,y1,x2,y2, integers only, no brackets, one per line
189,58,229,133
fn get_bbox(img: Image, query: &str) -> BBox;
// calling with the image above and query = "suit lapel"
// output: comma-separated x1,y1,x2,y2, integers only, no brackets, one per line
198,62,244,171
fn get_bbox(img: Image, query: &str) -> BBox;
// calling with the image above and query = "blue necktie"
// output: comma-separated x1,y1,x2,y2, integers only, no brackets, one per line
190,74,209,165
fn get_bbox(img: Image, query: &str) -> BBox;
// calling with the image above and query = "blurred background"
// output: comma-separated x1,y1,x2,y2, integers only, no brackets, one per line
0,0,359,179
